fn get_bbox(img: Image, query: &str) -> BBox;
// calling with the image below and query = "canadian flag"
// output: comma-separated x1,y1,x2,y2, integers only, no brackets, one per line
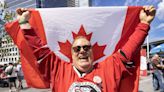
5,6,142,92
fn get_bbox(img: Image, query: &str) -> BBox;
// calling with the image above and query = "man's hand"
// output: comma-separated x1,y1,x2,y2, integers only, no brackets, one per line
16,8,31,29
140,6,156,25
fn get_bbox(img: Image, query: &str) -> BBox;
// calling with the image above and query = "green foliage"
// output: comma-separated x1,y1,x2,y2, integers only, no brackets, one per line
0,1,16,22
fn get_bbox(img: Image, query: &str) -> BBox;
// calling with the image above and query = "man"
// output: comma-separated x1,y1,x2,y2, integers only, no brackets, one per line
16,61,24,90
6,6,155,92
151,54,164,92
5,62,17,92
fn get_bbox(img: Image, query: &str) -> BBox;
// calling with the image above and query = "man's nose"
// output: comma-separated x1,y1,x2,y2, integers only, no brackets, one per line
79,47,85,53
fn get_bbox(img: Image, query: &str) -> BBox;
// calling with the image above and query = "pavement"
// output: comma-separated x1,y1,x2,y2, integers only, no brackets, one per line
139,74,162,92
0,74,159,92
0,80,51,92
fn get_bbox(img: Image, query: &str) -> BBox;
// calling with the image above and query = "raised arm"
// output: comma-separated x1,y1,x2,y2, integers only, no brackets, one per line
4,8,54,88
16,8,51,61
120,6,156,61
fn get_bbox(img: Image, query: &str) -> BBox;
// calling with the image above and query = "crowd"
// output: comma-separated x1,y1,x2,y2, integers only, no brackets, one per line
0,61,24,92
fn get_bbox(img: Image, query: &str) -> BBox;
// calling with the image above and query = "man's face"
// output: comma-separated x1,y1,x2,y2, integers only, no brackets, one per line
152,54,160,62
72,37,94,73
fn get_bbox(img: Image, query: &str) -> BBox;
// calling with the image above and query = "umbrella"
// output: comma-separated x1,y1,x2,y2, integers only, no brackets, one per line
150,43,164,54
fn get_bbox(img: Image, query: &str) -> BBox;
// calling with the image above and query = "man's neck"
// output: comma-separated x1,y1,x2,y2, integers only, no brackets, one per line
72,65,94,78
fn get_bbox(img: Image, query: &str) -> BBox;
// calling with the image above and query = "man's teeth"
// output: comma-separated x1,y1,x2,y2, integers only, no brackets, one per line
79,57,88,59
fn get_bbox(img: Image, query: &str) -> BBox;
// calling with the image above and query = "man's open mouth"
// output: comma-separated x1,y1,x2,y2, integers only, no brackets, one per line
79,56,88,59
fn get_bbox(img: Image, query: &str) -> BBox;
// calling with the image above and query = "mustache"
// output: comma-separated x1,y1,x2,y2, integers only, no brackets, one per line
79,56,88,59
78,53,90,58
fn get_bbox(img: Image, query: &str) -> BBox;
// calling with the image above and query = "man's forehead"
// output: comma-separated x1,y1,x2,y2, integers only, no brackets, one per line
153,54,159,58
152,55,159,60
72,37,91,46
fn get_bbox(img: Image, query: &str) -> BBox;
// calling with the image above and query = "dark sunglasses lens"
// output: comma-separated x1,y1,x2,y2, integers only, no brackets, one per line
73,45,91,52
73,46,81,52
83,45,91,51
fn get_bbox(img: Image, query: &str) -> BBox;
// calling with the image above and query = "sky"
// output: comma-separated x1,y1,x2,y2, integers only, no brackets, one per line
92,0,164,43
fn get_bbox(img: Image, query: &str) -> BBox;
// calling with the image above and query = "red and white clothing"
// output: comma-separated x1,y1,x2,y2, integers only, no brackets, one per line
5,65,17,78
5,21,150,92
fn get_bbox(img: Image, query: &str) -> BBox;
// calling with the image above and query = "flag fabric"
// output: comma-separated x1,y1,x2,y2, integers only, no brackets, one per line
5,6,142,92
140,49,148,76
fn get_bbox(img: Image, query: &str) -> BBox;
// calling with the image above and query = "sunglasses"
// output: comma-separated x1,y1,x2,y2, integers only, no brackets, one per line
72,45,91,53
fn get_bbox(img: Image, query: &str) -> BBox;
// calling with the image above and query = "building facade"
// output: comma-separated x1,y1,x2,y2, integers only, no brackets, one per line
0,34,19,64
36,0,92,8
5,0,36,11
0,0,36,65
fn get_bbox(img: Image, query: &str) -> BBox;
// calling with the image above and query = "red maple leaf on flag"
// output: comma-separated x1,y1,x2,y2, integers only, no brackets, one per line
58,25,106,62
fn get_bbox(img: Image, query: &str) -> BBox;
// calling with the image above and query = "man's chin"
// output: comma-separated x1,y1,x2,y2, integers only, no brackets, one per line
78,65,91,73
79,62,91,70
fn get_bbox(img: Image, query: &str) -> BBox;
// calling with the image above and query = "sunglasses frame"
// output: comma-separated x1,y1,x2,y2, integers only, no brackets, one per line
72,45,92,53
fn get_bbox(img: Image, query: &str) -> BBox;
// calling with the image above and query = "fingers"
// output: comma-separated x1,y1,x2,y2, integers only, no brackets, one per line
143,5,153,11
22,10,30,17
16,8,28,15
140,5,156,24
16,8,31,23
148,5,156,13
143,5,156,14
149,7,156,15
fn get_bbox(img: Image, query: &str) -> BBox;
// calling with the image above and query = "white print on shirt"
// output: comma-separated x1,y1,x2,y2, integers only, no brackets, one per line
68,82,101,92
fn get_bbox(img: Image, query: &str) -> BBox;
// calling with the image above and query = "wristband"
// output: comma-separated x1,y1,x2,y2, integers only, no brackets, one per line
19,19,29,24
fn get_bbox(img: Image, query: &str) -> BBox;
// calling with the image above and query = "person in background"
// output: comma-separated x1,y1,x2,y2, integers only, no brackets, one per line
5,62,17,92
3,64,8,71
0,70,9,87
151,54,164,92
16,61,24,90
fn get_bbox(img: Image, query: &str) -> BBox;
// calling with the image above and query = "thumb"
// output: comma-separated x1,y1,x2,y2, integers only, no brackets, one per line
22,11,30,17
